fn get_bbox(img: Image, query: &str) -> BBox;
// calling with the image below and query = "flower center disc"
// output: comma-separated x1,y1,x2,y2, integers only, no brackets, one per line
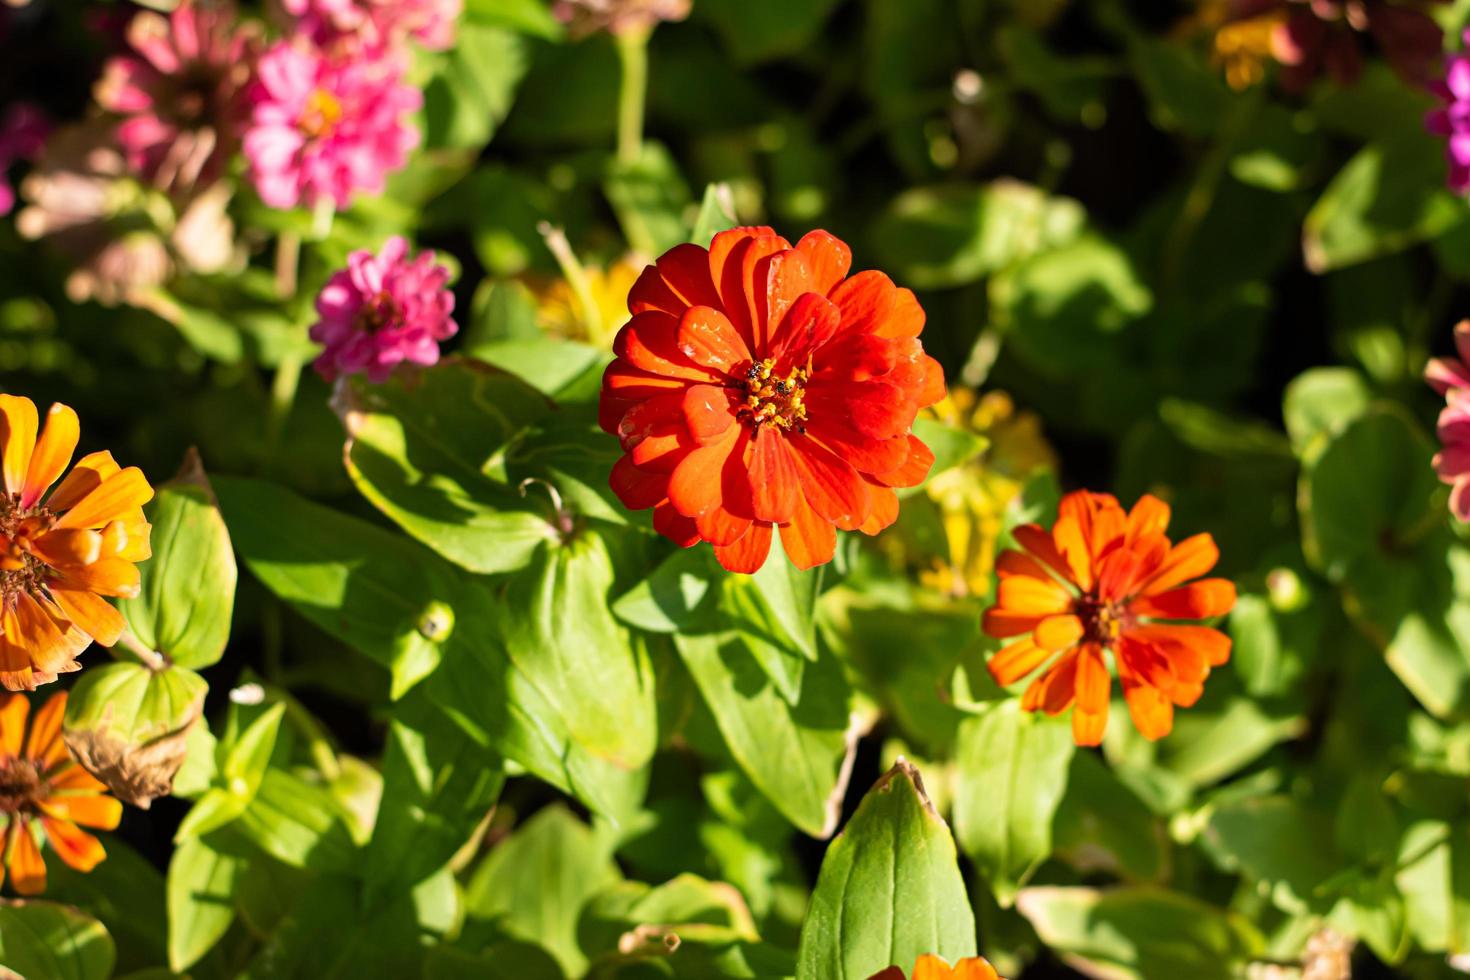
299,88,343,139
1076,592,1126,646
354,290,400,333
738,358,809,434
0,758,41,814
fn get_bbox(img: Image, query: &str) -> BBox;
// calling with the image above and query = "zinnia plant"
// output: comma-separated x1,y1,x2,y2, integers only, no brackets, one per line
982,491,1236,744
0,691,122,895
600,226,944,572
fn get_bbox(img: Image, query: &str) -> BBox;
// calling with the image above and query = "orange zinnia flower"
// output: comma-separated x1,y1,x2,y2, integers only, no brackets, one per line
600,227,945,572
981,491,1236,745
0,395,153,691
868,954,1002,980
0,691,122,894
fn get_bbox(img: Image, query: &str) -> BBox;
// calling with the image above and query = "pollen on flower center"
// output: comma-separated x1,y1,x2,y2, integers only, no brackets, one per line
0,756,42,814
354,290,401,333
1075,591,1128,646
737,358,809,434
298,87,343,139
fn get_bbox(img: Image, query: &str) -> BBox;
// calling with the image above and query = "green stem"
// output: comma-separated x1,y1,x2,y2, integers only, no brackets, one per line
275,690,341,783
112,629,168,671
539,222,605,343
275,232,300,300
615,28,650,165
263,352,303,472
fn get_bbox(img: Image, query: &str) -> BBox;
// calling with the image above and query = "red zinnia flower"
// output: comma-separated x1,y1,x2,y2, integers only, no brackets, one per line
600,227,945,573
981,491,1236,745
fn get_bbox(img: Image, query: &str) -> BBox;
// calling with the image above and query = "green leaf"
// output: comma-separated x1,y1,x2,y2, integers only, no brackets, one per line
422,24,528,149
462,0,564,37
167,833,245,973
794,760,976,980
578,873,760,967
176,702,284,841
690,183,739,245
952,700,1075,906
910,416,988,486
696,0,841,63
0,900,116,980
1126,34,1231,136
235,768,358,873
1203,796,1341,914
870,182,1085,289
1282,368,1373,458
340,357,559,576
611,545,722,635
604,142,693,258
464,805,621,976
1302,133,1467,273
675,631,855,838
214,476,462,698
1016,886,1263,980
1053,751,1167,883
44,839,167,970
363,693,504,908
1396,820,1470,954
501,532,658,771
62,660,208,808
119,449,236,669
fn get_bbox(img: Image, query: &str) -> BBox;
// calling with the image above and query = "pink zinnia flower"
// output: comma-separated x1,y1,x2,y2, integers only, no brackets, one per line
309,236,457,382
1427,320,1470,521
1429,46,1470,193
94,1,259,192
0,103,47,216
243,40,421,211
282,0,461,52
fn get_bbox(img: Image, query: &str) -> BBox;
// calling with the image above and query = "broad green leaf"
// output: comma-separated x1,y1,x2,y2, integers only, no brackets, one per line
0,900,116,980
675,631,855,837
235,768,358,873
465,805,621,976
214,476,461,697
340,358,559,576
119,450,236,669
605,142,692,258
952,700,1074,906
697,0,841,63
909,417,988,489
795,760,976,980
1202,796,1341,914
363,694,504,909
999,24,1110,125
176,703,284,841
1302,133,1467,273
870,181,1085,289
1396,820,1470,954
501,532,658,771
462,0,563,37
1053,751,1167,883
579,874,760,970
1127,34,1231,136
167,834,245,973
43,840,166,972
1016,886,1263,980
690,183,739,245
611,545,722,634
62,660,208,808
1282,367,1372,458
1152,697,1303,788
422,24,528,149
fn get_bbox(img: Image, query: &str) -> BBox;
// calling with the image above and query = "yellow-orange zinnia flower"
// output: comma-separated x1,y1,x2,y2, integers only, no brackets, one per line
981,491,1236,745
1,691,122,894
868,954,1002,980
0,395,153,691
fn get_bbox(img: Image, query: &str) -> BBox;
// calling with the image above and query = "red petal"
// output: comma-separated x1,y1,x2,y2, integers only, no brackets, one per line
756,249,812,353
628,264,684,316
655,243,722,310
615,311,722,382
828,269,897,338
805,380,912,440
988,637,1053,687
796,230,852,295
803,419,910,475
787,434,869,528
616,391,685,450
712,230,787,352
1138,534,1221,596
629,423,692,473
857,484,899,534
879,286,925,338
768,292,840,369
667,426,752,519
870,434,934,488
682,384,738,445
696,505,752,546
678,305,750,374
713,521,772,573
917,354,946,407
610,456,668,510
779,496,837,569
747,431,799,524
652,500,700,547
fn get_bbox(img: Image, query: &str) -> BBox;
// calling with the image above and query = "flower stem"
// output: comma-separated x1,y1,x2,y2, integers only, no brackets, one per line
615,27,650,165
539,222,605,342
274,231,300,300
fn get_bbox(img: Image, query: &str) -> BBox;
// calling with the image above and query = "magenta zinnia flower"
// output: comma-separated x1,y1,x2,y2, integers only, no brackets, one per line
309,235,457,382
0,103,47,216
282,0,461,52
1428,48,1470,193
1427,320,1470,521
243,40,421,211
1230,0,1444,92
94,1,258,192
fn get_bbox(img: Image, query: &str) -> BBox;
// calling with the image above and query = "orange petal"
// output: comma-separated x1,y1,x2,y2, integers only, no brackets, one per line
795,229,852,295
981,608,1046,639
678,305,751,374
695,504,752,547
0,693,29,758
0,394,38,498
20,403,79,510
1125,494,1171,544
667,426,742,519
11,593,80,674
47,763,108,793
1131,579,1236,620
56,559,142,599
1011,524,1077,586
7,819,47,895
1051,515,1094,591
778,496,837,570
1121,674,1174,741
995,575,1072,616
40,794,122,831
953,958,1001,980
748,432,799,524
40,817,106,872
856,484,898,535
49,588,125,646
1034,614,1084,652
24,689,66,768
1022,649,1078,715
54,467,154,531
712,521,772,573
988,637,1053,687
996,549,1054,581
1138,534,1220,596
28,528,103,568
1072,644,1110,746
46,450,119,512
913,955,955,980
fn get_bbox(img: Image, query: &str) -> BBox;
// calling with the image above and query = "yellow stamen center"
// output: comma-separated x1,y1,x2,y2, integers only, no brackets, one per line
299,87,343,139
738,357,809,434
0,496,56,606
1076,592,1128,646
